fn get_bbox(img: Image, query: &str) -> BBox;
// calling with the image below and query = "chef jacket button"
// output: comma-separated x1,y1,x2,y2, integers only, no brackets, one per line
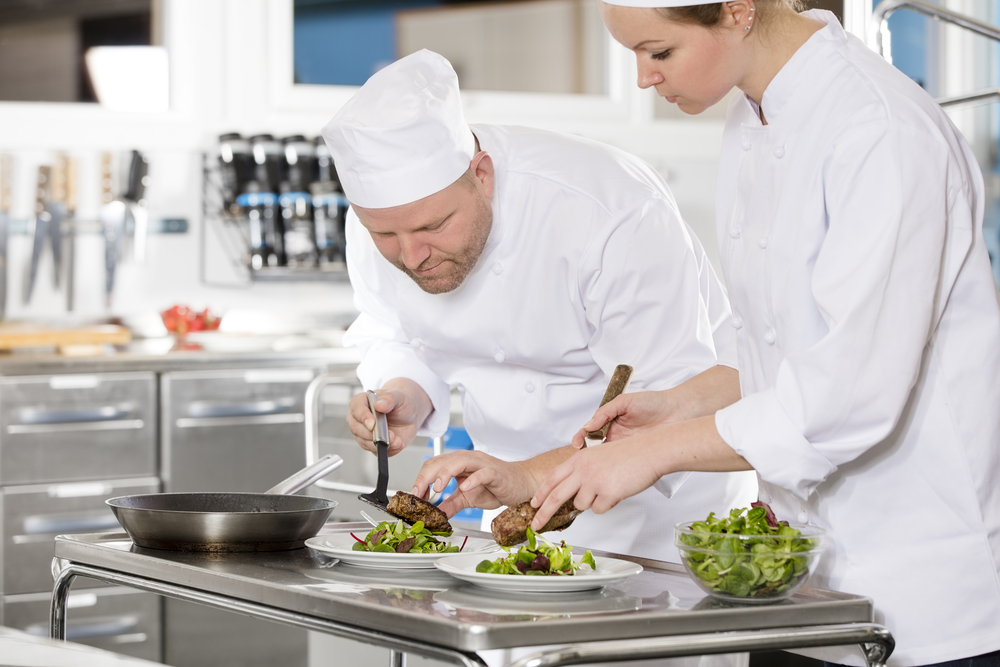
773,145,785,159
492,262,504,275
763,329,776,344
732,316,743,329
525,382,535,393
797,510,808,523
740,139,752,151
494,350,505,363
410,338,423,349
757,236,769,249
729,226,741,239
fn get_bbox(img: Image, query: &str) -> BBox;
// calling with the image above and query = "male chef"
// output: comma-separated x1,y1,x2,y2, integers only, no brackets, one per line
323,49,756,561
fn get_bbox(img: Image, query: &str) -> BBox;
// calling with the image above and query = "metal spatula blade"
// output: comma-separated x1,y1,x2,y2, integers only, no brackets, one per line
359,390,391,511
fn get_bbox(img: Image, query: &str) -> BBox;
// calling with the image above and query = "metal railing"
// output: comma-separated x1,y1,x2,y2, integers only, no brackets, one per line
870,0,1000,108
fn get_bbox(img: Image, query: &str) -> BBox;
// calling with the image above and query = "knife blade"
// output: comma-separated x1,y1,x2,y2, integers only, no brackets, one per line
24,166,51,305
583,364,634,447
0,154,11,320
123,150,148,264
100,153,125,309
47,154,67,290
64,156,77,312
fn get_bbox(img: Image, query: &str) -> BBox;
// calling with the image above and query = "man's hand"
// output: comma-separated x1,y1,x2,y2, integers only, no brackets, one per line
411,450,539,517
570,366,741,448
347,378,433,456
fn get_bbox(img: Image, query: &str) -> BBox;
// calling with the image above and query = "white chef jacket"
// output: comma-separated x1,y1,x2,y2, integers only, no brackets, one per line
713,11,1000,666
344,124,757,561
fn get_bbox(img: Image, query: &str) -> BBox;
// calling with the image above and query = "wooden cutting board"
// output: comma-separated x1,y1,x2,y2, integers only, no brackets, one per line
0,323,132,351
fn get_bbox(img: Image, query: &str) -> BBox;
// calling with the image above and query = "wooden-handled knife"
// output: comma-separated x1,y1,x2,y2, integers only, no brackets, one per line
64,156,77,312
583,364,634,447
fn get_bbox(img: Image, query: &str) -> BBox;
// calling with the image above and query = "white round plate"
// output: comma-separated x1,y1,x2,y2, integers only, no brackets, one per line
434,553,643,592
305,533,499,569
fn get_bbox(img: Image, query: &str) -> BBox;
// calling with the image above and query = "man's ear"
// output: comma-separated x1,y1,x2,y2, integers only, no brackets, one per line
471,151,494,198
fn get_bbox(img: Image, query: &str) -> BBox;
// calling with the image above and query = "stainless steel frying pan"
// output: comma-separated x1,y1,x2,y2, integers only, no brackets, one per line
107,454,343,552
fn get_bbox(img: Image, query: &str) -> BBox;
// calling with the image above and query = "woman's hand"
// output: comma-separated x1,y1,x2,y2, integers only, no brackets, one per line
570,366,741,448
347,378,432,456
410,450,538,517
530,437,665,529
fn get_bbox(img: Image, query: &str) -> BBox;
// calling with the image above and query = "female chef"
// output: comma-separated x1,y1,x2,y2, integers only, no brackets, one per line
413,1,1000,665
520,1,1000,666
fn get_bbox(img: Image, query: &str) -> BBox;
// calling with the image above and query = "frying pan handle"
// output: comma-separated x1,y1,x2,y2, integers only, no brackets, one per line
265,453,343,495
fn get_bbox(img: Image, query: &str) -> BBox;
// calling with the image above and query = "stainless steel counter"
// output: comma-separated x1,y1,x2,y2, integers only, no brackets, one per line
51,525,894,667
0,346,360,376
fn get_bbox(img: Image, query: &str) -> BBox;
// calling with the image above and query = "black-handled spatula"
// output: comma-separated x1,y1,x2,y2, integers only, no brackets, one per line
359,390,392,512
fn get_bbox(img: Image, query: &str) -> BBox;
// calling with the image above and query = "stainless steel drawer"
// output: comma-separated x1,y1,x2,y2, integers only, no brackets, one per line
0,477,159,595
161,368,320,493
0,373,157,485
2,587,161,663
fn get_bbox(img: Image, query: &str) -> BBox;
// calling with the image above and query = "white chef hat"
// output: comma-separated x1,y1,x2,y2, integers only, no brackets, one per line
321,49,475,209
600,0,707,6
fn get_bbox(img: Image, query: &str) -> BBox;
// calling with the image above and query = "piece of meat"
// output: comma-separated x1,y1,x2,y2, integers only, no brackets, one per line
491,499,582,547
386,491,453,533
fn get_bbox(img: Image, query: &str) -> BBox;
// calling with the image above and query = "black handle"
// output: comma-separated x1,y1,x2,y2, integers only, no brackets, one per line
372,441,390,506
124,150,147,202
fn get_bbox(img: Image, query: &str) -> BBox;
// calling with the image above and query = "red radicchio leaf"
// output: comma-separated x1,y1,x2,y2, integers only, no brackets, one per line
751,501,780,528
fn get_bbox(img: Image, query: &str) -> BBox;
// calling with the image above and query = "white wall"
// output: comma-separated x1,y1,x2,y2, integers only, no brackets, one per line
0,0,728,325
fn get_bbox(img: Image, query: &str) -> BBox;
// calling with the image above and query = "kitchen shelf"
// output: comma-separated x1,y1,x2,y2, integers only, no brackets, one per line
250,264,350,282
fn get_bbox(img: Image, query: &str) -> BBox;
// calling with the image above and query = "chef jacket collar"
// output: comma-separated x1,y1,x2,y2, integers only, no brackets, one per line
743,10,840,126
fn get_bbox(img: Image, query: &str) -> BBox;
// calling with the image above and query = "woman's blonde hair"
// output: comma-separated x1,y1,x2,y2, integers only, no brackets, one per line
656,0,805,27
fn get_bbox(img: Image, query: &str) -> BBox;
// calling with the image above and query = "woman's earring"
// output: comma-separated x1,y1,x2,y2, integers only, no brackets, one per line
745,6,754,30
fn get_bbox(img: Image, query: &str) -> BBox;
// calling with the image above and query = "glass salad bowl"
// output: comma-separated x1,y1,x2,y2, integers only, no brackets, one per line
675,518,825,604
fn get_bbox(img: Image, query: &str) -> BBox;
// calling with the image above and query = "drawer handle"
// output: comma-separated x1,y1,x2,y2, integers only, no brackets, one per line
176,413,305,428
18,405,132,424
23,512,122,535
7,419,144,435
186,398,294,419
26,615,139,640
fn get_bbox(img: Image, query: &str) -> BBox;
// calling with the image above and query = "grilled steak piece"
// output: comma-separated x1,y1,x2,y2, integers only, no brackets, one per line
491,499,583,547
386,491,453,533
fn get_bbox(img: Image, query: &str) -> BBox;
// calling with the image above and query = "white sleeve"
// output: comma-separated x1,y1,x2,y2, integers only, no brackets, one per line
716,118,975,499
578,195,729,498
341,209,452,437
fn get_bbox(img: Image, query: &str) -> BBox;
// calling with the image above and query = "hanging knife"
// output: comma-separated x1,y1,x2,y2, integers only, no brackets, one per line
24,166,52,305
47,154,67,290
64,156,77,312
100,153,126,309
0,154,11,320
123,150,148,264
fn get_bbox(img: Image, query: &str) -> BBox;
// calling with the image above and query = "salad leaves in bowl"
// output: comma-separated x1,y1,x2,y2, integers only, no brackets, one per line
675,504,825,604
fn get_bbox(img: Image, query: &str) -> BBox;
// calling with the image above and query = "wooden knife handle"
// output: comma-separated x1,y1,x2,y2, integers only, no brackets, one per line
586,364,633,441
65,157,77,212
34,166,50,217
50,154,67,204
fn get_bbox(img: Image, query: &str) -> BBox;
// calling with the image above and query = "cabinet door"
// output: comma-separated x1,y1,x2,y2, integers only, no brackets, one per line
161,367,318,492
1,477,159,595
0,373,157,485
2,588,162,663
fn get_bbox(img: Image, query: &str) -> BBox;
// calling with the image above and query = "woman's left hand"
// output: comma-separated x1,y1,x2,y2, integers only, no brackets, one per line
529,436,663,530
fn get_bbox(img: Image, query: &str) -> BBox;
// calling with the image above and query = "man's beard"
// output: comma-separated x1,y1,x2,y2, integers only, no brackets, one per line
393,193,492,295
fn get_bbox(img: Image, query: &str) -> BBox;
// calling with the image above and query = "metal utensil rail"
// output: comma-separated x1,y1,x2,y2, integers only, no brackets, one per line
48,531,894,667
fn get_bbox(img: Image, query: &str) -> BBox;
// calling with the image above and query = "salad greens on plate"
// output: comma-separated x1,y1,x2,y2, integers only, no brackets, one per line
475,527,596,576
352,519,466,554
676,503,822,601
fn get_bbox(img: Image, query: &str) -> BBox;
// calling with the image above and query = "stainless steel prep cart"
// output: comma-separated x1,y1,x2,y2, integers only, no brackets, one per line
49,524,893,667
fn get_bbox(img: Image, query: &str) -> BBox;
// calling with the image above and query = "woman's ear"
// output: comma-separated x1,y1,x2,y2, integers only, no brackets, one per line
723,0,756,32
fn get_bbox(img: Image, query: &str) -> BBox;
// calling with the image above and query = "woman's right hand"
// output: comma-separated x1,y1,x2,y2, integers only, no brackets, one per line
570,390,680,448
569,366,741,448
